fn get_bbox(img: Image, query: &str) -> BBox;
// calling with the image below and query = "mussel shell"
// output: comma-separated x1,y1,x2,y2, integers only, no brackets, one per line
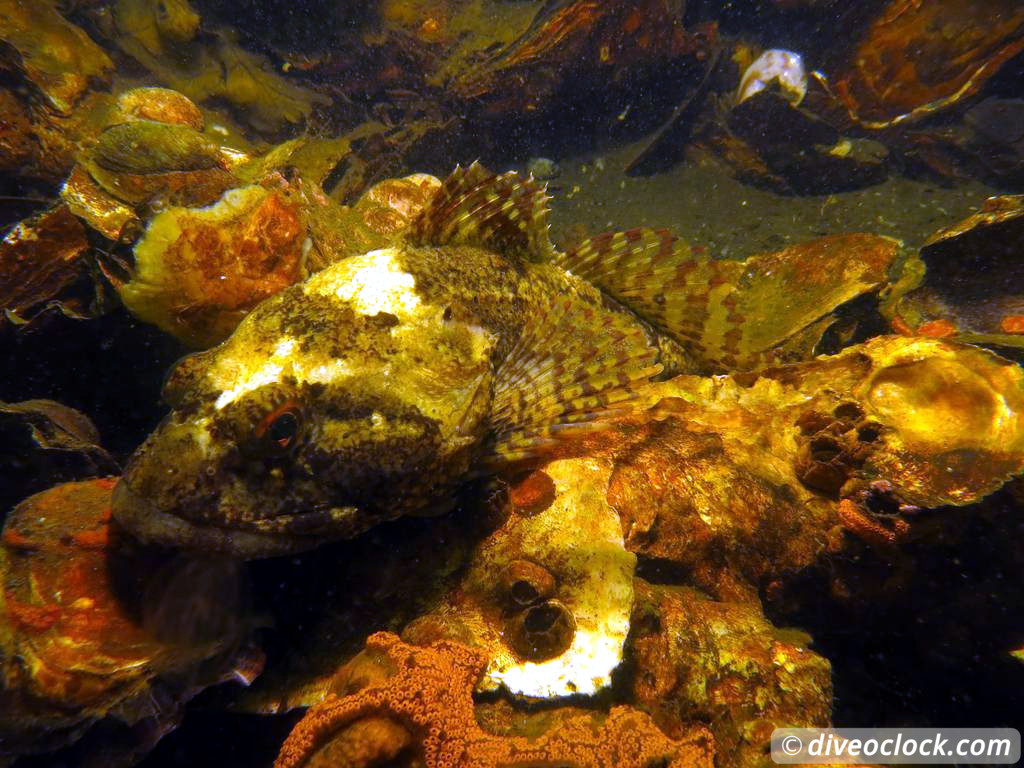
93,121,222,175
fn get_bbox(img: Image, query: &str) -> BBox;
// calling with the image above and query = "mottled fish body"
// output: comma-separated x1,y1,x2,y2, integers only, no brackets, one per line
114,163,887,557
113,165,670,557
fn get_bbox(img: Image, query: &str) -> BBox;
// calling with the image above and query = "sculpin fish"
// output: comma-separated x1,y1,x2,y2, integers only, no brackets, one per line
113,162,873,557
112,164,689,557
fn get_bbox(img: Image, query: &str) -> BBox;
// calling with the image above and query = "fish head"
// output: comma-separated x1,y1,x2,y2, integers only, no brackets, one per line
113,247,498,558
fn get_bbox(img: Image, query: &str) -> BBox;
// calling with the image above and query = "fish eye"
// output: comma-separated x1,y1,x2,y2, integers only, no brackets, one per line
254,401,304,455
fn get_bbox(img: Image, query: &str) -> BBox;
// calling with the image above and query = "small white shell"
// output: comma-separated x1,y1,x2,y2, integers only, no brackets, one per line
737,49,808,106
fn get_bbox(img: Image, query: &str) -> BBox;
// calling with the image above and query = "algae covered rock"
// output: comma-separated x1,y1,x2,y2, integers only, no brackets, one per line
0,0,112,114
121,184,309,347
0,479,258,762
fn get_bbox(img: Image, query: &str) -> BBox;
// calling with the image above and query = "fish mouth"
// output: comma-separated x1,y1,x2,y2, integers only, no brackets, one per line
111,478,354,559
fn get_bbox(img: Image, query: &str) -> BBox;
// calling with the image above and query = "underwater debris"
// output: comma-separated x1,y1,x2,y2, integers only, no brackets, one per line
0,478,256,762
831,0,1024,129
885,195,1024,349
736,49,807,106
0,0,112,115
0,399,117,512
108,0,326,133
630,581,832,768
0,205,98,328
275,632,713,768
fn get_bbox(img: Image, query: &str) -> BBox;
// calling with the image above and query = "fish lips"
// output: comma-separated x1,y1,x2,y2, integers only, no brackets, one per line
111,477,341,559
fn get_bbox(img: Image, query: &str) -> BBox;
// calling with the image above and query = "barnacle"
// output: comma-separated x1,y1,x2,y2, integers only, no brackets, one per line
405,458,637,699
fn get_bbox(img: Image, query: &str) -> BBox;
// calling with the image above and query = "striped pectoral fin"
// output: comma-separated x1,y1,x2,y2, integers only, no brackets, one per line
487,293,663,464
407,161,554,263
555,227,745,365
557,229,904,372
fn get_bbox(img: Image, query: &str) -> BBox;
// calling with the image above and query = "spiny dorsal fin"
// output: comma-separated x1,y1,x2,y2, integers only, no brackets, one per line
487,294,662,464
555,227,744,356
409,161,554,263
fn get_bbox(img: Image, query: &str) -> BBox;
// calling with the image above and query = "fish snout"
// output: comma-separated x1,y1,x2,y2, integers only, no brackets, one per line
111,418,229,550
